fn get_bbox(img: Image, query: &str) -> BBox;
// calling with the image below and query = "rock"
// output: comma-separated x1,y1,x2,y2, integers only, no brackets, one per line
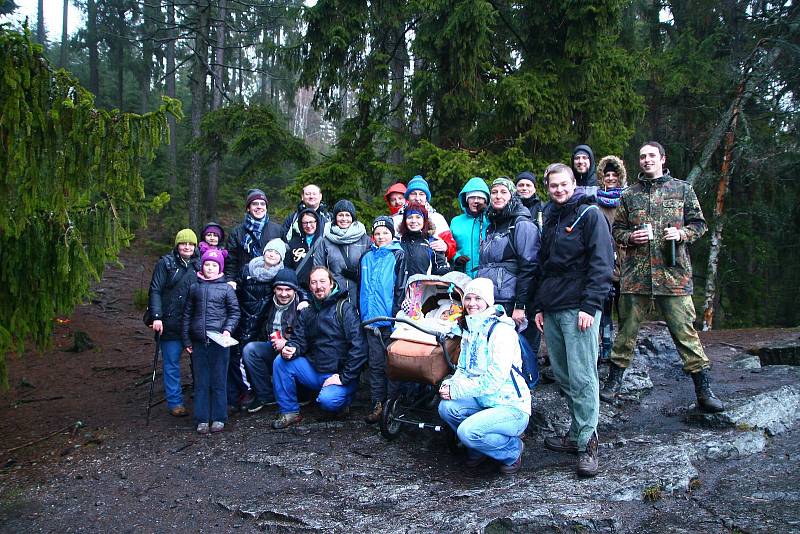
749,340,800,366
688,384,800,435
688,430,767,460
728,354,761,370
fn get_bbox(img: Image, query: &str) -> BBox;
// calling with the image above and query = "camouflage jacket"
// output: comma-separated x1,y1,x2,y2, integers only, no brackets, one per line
612,172,707,296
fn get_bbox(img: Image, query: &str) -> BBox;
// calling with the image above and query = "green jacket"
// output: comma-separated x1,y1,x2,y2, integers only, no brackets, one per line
613,172,706,296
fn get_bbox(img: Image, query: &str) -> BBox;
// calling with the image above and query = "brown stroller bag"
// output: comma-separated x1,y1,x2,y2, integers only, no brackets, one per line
386,337,461,385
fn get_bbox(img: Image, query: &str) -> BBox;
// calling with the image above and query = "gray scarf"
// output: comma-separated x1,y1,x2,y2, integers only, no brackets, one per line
325,221,367,245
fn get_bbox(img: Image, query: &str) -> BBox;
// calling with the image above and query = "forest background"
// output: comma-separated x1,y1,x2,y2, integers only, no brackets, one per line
1,0,799,381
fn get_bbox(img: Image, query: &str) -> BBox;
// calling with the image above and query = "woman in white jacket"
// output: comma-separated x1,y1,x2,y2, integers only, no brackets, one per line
438,278,530,474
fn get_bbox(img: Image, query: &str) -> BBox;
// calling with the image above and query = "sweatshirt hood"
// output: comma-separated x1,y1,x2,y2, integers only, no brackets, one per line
571,144,597,187
458,177,490,215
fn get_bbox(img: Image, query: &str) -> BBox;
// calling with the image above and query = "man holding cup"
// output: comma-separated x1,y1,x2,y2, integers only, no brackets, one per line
601,142,724,413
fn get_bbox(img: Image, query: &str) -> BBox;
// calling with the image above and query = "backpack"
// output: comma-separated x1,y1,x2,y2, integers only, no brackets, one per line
486,319,537,397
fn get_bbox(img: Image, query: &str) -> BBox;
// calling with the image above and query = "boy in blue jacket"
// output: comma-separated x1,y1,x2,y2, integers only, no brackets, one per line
359,216,407,423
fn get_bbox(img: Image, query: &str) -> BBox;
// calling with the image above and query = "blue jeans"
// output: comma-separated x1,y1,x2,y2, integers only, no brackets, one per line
542,308,600,449
160,339,185,409
438,398,529,465
242,341,277,403
272,356,358,414
192,342,230,424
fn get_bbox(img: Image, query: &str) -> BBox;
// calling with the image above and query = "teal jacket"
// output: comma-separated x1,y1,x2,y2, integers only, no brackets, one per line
450,177,489,278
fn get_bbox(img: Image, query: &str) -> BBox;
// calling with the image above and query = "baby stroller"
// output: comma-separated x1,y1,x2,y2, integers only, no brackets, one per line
362,272,471,442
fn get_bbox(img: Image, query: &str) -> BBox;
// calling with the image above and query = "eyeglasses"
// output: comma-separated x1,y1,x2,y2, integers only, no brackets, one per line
301,220,317,226
250,201,267,207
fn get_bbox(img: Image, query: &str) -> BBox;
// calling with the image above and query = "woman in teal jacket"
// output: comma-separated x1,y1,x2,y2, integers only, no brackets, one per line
450,177,490,278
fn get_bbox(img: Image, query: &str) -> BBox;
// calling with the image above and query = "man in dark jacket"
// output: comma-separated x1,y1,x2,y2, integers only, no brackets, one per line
515,170,544,227
601,141,725,413
271,266,368,429
533,163,614,478
280,184,331,242
224,188,283,410
241,269,304,413
571,144,599,192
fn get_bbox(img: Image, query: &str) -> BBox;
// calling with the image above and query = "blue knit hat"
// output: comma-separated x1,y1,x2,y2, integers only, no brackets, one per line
404,175,431,201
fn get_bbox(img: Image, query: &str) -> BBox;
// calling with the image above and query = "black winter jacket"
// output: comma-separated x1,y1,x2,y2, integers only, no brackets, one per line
477,196,540,308
233,269,274,345
533,192,613,315
224,218,283,284
182,276,241,348
285,208,325,288
521,195,544,228
148,250,200,341
258,295,302,341
286,288,367,385
400,231,451,278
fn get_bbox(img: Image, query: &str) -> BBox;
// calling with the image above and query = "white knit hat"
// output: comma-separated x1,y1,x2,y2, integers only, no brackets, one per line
263,238,287,262
463,278,495,307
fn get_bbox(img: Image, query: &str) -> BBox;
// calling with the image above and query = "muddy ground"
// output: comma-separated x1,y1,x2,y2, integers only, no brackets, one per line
1,251,799,533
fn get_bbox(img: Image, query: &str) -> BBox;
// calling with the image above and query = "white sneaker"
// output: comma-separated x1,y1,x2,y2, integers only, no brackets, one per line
196,423,210,434
210,421,224,433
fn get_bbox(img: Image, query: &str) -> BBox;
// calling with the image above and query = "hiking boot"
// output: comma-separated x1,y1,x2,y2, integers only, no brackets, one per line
246,398,266,414
499,441,524,475
196,422,210,435
210,421,224,433
691,369,725,413
364,401,383,424
576,433,599,478
544,434,579,454
600,362,625,403
170,405,189,417
271,412,302,429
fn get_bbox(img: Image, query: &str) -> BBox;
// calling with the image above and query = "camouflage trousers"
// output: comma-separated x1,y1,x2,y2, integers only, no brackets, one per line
610,294,710,373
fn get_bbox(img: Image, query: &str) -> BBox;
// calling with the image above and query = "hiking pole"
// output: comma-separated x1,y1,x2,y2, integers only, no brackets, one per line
146,331,161,426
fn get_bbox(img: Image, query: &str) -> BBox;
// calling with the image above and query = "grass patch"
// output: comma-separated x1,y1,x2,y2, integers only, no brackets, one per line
643,485,663,502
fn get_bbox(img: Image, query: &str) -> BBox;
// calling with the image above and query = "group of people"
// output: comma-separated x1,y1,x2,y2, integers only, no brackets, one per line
147,141,725,476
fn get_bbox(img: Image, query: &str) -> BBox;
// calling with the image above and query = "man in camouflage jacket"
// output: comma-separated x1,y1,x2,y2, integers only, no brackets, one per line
600,141,724,413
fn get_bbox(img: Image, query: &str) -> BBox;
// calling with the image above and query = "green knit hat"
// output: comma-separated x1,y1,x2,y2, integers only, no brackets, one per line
174,228,198,246
491,176,516,195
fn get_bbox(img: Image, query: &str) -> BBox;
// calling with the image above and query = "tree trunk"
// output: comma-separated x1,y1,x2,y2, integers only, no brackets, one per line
165,0,178,194
206,0,227,220
36,0,45,46
189,2,210,229
87,0,99,95
58,0,68,68
386,26,408,166
702,89,742,331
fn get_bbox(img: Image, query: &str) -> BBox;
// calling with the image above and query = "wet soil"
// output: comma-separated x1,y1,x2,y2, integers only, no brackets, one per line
1,252,799,532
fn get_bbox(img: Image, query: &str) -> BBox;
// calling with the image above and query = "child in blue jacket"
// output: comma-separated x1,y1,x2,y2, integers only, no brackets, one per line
359,216,407,424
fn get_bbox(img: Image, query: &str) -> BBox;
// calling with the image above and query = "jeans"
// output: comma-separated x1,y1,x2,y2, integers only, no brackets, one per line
542,308,600,449
272,356,358,414
160,339,185,409
364,326,391,403
438,397,529,465
242,341,278,403
192,342,230,424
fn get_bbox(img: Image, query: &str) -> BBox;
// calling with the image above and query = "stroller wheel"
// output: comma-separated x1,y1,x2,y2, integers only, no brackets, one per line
380,396,403,440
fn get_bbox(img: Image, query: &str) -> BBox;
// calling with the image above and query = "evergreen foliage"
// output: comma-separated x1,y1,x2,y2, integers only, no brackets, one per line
0,26,180,385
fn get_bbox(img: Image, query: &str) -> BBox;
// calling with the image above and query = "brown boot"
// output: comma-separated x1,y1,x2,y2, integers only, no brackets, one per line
544,434,579,454
576,433,599,478
170,405,188,417
364,401,383,424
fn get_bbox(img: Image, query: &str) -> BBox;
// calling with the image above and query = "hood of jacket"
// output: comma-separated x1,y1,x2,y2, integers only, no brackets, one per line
596,155,628,188
572,144,597,187
297,207,324,241
458,177,490,216
384,182,407,215
636,169,672,186
486,195,530,223
543,190,593,219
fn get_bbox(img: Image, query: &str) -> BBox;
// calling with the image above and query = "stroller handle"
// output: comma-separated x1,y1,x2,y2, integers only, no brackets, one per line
361,316,455,373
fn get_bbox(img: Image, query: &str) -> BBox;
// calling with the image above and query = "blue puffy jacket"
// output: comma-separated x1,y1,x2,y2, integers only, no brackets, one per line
359,241,407,328
450,177,490,278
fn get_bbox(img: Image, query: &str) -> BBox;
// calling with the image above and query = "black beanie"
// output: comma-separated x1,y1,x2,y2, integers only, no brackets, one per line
333,199,357,221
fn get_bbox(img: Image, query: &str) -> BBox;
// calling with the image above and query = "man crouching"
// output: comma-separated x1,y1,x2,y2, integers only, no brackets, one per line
271,266,367,429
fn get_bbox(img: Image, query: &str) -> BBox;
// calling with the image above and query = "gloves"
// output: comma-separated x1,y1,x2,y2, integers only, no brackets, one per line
341,267,358,280
454,255,469,266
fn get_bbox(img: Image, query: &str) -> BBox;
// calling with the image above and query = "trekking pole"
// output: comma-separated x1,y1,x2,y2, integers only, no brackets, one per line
146,331,161,426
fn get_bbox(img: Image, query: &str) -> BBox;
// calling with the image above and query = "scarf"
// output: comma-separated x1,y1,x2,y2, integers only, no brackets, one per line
242,213,267,256
596,187,624,208
248,257,284,282
325,221,367,245
463,307,500,369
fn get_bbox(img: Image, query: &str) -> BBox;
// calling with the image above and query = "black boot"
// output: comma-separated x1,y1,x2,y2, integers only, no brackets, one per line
600,362,625,403
691,369,725,413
